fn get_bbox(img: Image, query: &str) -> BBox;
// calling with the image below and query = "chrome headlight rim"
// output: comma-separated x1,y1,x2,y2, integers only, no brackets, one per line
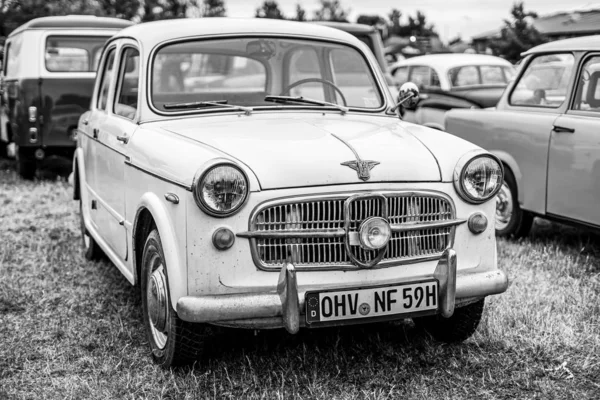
453,150,504,204
192,160,250,218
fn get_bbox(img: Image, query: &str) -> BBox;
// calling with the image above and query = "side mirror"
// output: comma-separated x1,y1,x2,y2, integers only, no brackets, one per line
390,82,420,117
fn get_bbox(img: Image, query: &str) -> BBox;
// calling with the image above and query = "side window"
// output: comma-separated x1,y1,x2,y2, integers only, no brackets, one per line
5,35,23,77
449,66,480,87
97,48,116,111
572,56,600,113
410,66,432,88
480,66,506,84
510,53,574,108
392,66,408,85
114,47,140,119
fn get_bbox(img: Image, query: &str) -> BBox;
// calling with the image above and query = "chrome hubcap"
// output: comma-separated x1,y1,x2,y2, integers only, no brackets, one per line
495,182,513,231
147,262,168,349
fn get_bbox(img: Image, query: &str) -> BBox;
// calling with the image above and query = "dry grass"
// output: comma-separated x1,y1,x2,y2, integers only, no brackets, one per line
0,160,599,399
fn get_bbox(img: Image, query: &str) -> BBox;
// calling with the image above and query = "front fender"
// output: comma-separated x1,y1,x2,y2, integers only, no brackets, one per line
488,149,523,202
134,192,187,310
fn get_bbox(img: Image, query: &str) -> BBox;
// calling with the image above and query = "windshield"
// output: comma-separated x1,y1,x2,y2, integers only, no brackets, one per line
151,37,384,112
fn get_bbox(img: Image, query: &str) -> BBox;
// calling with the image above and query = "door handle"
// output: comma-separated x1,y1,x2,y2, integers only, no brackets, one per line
552,125,575,133
92,128,99,139
116,135,129,144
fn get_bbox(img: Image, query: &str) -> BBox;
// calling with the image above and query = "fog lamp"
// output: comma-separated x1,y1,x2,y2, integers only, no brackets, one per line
212,227,235,250
359,217,391,250
468,212,488,234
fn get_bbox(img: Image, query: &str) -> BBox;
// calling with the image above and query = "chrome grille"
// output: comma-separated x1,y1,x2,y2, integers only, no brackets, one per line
249,192,455,270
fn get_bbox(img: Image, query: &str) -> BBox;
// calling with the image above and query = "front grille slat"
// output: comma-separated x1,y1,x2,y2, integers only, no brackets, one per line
251,192,455,269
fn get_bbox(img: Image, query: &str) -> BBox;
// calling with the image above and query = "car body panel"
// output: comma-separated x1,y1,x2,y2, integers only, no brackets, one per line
445,36,600,229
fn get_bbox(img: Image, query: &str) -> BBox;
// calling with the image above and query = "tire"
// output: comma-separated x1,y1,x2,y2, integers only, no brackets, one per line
16,148,36,180
495,168,533,238
80,201,103,261
413,298,485,343
141,229,209,367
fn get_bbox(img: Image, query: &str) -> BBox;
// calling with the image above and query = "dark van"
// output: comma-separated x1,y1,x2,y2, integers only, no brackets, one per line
2,15,132,178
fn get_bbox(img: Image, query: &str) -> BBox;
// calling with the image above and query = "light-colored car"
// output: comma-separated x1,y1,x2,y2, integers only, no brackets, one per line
445,35,600,237
390,54,515,130
74,18,508,367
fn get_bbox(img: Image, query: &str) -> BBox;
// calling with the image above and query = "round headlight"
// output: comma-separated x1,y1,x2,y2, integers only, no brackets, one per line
454,153,503,204
359,217,392,250
193,163,249,217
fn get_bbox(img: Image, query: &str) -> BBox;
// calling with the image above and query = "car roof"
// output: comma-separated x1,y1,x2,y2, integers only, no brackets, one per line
390,53,513,71
115,18,363,49
9,15,133,37
523,34,600,55
312,21,377,34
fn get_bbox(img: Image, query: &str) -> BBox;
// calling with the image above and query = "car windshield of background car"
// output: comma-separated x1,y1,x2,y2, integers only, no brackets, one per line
509,53,574,107
45,36,110,72
151,37,383,112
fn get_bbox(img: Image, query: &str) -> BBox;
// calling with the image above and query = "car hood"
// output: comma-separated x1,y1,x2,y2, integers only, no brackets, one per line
161,114,441,190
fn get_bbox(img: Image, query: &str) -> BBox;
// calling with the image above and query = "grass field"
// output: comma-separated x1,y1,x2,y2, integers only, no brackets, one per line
0,161,599,399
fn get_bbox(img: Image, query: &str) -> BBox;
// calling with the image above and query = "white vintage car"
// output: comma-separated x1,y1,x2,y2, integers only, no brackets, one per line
74,18,508,367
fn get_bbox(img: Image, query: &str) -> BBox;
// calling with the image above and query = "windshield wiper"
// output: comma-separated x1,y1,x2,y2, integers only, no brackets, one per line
163,100,253,115
264,95,348,114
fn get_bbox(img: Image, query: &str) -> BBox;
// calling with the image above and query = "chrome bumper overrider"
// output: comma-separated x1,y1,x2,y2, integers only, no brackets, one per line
176,249,509,334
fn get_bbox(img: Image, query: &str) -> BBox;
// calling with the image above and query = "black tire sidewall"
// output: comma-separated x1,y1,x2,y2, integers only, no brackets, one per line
16,148,36,180
140,230,177,366
496,168,524,237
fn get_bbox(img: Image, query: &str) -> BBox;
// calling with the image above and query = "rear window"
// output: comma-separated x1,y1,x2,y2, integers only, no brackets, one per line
45,36,110,72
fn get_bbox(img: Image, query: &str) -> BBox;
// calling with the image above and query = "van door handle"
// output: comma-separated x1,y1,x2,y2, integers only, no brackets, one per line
92,128,99,139
552,125,575,133
116,135,129,144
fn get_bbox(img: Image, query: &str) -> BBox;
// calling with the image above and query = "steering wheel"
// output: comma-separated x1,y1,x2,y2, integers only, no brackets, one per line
281,78,348,106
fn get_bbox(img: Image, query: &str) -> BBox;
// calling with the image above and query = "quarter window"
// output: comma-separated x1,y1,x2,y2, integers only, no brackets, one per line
114,48,140,119
572,56,600,113
97,48,116,111
510,53,574,108
45,36,110,72
409,66,441,89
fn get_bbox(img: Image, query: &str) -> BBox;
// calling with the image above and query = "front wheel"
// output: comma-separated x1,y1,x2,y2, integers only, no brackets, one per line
413,298,485,343
141,229,209,367
495,168,533,238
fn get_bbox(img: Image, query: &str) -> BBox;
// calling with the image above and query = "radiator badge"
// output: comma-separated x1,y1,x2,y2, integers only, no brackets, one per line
331,133,379,181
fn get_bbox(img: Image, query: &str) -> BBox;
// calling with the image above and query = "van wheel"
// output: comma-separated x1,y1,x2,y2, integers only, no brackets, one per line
16,148,36,180
495,168,533,238
79,201,103,260
141,229,209,367
413,298,485,343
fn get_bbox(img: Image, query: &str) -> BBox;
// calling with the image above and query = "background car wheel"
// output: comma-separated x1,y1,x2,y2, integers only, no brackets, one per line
413,298,485,343
495,168,533,238
141,229,209,367
79,201,103,261
16,148,36,180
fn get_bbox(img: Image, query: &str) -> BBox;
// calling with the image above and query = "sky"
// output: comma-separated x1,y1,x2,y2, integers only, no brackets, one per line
224,0,600,42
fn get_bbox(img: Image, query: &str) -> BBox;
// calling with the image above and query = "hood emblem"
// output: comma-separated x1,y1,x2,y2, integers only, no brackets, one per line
331,133,380,181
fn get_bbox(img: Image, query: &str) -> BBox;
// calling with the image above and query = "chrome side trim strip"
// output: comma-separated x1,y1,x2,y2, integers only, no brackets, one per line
124,160,191,191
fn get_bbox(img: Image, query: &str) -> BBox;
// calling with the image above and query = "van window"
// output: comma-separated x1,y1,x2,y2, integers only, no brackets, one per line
45,36,110,72
114,48,140,119
5,35,23,76
97,48,116,111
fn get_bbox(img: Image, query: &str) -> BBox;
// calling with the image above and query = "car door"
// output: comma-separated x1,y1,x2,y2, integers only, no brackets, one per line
84,40,131,262
546,54,600,227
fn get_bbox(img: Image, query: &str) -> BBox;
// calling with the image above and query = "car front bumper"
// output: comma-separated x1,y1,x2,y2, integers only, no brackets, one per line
176,249,508,333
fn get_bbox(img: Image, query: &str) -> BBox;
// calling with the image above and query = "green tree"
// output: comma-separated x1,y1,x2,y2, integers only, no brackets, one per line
356,14,384,26
96,0,141,20
314,0,349,22
293,3,306,21
142,0,200,22
202,0,226,17
255,1,285,19
491,1,546,62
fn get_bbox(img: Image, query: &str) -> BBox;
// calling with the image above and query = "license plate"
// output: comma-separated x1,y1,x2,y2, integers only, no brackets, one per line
305,280,438,325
